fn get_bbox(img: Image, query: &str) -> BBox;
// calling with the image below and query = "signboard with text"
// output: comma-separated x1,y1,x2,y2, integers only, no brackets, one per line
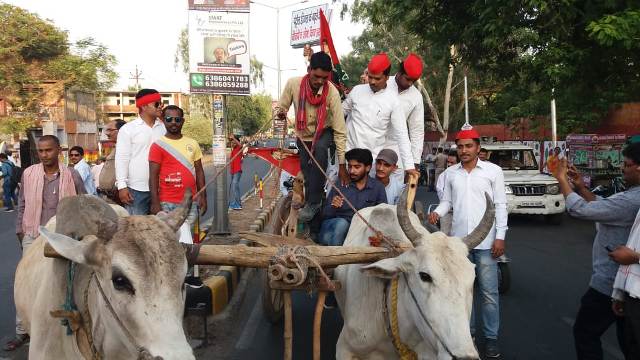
290,4,328,48
187,0,249,12
188,10,250,95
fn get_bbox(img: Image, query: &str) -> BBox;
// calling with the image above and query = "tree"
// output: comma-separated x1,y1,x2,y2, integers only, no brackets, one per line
352,0,640,135
0,4,117,127
182,114,213,151
226,94,272,136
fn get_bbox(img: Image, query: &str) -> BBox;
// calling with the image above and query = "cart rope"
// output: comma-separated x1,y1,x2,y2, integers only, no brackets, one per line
271,245,335,291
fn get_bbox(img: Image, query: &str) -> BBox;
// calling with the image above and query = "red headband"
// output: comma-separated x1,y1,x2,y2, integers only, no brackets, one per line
135,93,161,108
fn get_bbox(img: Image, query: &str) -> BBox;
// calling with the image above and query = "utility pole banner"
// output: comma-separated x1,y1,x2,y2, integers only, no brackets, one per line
188,10,250,95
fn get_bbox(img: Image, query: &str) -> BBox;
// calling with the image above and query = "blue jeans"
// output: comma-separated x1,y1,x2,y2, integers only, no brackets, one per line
229,171,242,207
318,217,350,246
161,202,199,232
3,181,15,209
126,188,150,215
469,249,500,340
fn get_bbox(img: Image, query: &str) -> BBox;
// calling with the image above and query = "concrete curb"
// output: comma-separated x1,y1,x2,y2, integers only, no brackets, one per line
200,169,281,319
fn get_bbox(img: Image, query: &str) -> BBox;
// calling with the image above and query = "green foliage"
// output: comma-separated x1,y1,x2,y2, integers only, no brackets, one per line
182,113,213,150
226,93,272,136
174,28,189,74
0,4,117,116
250,56,265,87
347,0,640,135
0,116,37,135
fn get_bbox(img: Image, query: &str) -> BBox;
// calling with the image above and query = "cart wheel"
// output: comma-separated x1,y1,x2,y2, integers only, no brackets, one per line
262,273,284,323
498,262,511,295
261,195,291,324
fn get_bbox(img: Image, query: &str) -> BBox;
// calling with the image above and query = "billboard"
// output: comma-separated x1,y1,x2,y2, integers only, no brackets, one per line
188,10,250,95
290,4,329,48
187,0,249,12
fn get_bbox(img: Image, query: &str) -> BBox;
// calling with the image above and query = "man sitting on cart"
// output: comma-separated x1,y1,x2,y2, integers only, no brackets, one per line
318,148,386,246
276,51,349,226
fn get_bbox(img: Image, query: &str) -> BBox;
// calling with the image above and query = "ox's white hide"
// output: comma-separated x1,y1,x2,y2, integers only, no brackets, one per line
334,204,478,360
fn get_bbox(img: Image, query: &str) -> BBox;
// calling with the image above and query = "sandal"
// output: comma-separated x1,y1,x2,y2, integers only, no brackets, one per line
3,334,29,351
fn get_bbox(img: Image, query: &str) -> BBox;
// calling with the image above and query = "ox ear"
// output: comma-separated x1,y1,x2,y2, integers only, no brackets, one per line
39,226,106,267
361,253,414,279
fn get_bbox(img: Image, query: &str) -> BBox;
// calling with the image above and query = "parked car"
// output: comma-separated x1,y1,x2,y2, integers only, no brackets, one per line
483,143,565,224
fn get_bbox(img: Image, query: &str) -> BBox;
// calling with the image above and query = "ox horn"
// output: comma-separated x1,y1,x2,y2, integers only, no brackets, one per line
461,193,495,250
396,187,422,246
162,188,193,231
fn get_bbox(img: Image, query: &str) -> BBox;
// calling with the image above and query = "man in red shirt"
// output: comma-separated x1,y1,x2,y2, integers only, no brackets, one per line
229,134,245,210
149,105,207,230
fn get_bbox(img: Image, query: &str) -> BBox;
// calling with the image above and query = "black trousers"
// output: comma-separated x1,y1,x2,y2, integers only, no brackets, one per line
573,287,628,359
624,295,640,359
297,128,333,206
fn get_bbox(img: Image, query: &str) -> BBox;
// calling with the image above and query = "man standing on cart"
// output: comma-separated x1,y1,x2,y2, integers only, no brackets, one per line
276,51,348,224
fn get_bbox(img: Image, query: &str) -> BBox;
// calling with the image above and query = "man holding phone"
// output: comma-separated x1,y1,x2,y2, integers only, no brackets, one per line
553,142,640,359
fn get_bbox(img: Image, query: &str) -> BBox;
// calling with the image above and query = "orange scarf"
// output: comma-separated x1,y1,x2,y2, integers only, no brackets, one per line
22,163,77,237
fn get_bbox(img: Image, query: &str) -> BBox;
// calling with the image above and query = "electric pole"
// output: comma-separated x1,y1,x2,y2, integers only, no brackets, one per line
129,65,144,90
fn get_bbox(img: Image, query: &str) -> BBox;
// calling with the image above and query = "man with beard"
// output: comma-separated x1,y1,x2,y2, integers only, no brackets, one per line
374,149,404,206
554,142,640,359
149,105,207,235
428,125,508,358
318,148,386,246
115,89,166,215
383,53,425,182
343,53,418,180
276,52,348,224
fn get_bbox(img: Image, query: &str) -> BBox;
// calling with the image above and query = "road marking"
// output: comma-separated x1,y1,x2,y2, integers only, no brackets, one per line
562,316,624,360
235,293,264,350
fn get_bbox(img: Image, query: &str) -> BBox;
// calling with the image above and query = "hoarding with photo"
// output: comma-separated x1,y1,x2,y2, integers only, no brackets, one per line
188,10,250,95
187,0,249,12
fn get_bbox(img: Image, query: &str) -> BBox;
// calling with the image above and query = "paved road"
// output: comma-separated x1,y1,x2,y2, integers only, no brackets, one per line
0,155,270,359
222,187,625,360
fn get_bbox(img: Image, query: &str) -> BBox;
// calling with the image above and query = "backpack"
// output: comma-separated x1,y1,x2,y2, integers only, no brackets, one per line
9,164,23,189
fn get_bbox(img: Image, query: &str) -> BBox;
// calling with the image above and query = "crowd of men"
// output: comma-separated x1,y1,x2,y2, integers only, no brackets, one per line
4,47,640,360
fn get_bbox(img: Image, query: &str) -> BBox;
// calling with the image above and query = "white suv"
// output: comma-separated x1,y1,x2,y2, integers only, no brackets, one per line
483,143,565,224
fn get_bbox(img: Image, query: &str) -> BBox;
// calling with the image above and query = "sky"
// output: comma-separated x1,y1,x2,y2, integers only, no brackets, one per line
6,0,365,98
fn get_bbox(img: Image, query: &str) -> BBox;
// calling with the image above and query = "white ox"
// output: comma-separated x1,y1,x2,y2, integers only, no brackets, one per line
14,194,196,360
335,189,494,360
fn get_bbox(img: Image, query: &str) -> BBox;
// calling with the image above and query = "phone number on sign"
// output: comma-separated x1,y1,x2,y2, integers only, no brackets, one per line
204,81,249,88
205,75,247,82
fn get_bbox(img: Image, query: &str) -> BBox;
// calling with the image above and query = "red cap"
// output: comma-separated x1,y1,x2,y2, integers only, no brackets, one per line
403,53,423,79
455,124,480,140
368,53,391,75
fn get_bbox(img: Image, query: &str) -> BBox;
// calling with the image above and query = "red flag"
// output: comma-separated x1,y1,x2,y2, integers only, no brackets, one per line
247,147,301,176
319,9,339,67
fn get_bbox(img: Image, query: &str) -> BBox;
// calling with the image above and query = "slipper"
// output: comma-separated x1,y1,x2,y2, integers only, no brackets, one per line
3,334,29,351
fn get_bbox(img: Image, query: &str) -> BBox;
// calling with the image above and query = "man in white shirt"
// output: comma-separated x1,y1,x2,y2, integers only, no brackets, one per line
384,53,425,183
374,149,405,205
343,53,419,180
425,147,437,191
69,146,96,195
428,125,508,359
115,89,166,215
91,157,105,190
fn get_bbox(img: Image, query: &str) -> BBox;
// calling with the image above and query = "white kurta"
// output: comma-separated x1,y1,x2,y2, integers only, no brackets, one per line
384,75,424,168
343,84,415,170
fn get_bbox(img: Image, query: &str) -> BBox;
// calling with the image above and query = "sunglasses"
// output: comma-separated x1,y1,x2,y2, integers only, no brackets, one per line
151,102,162,108
164,116,184,124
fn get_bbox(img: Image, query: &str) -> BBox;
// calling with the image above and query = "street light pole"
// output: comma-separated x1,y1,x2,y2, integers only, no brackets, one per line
250,0,308,96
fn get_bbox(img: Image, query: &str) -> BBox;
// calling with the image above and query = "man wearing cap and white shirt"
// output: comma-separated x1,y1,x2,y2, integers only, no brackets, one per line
428,125,508,358
343,53,419,180
384,54,425,182
115,88,166,215
375,149,405,205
